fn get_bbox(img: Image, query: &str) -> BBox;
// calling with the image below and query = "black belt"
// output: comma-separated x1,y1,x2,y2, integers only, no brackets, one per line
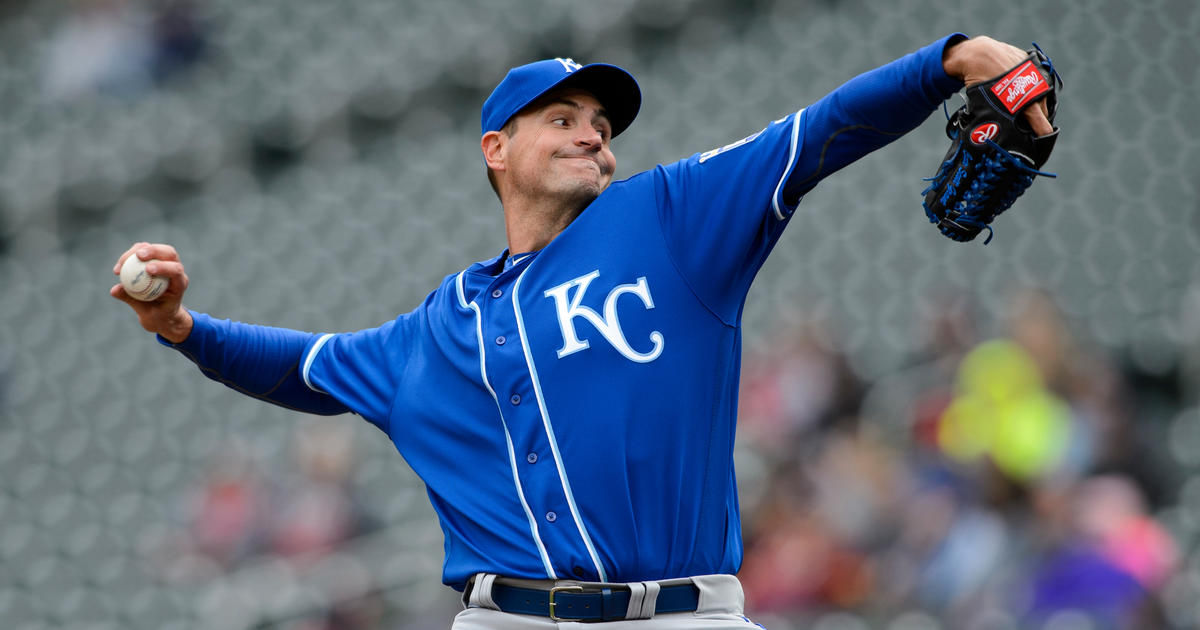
487,581,700,622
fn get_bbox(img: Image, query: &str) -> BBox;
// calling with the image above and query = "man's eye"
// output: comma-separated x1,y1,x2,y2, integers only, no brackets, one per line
552,118,568,126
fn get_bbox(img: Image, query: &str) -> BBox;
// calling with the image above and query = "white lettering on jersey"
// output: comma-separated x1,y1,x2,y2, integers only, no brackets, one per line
555,58,582,73
699,129,764,163
543,270,664,363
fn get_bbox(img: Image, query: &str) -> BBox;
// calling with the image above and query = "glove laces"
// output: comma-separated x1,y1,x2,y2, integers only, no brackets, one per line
956,139,1056,244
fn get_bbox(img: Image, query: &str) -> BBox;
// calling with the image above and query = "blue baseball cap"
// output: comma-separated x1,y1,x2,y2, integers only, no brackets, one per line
481,57,641,138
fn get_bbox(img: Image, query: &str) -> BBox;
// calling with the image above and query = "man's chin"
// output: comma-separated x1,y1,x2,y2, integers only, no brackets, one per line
560,180,605,209
570,187,602,207
556,172,606,196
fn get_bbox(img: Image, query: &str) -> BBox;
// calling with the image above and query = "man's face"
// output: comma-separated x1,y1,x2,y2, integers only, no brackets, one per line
500,88,616,207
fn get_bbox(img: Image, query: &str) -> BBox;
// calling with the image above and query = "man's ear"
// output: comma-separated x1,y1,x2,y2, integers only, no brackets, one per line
481,131,506,172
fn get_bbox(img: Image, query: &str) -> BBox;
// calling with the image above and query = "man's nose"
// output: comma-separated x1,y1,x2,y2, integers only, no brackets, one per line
575,126,603,149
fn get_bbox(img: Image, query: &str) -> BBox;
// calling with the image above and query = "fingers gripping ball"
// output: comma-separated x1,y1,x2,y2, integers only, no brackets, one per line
922,44,1063,244
120,255,168,301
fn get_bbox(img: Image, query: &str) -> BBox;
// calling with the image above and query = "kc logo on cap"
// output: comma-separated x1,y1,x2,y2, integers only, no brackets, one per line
555,58,583,73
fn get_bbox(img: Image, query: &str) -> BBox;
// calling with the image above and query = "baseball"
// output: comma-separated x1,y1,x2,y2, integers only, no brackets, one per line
119,255,168,302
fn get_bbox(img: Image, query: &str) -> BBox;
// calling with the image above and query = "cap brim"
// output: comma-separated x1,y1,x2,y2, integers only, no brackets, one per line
551,63,642,138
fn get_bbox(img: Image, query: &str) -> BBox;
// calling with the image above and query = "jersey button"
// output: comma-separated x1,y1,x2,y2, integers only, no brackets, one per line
526,452,537,464
510,394,521,405
545,511,557,522
573,566,586,578
495,335,506,346
492,289,503,298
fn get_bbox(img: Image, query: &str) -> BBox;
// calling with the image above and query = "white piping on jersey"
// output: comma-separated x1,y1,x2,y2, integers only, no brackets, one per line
301,333,335,394
771,108,806,222
456,271,558,579
511,266,609,582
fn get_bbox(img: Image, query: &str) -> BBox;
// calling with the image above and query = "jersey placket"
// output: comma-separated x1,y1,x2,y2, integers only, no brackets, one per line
456,268,556,578
475,261,607,582
509,264,609,582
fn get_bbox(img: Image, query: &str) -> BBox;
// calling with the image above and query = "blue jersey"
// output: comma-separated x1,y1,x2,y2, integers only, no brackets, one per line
164,35,964,590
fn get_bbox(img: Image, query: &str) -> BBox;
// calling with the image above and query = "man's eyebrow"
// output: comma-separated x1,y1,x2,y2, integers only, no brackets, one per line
544,98,610,124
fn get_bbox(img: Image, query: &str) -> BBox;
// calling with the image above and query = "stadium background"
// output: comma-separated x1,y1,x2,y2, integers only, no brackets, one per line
0,0,1197,628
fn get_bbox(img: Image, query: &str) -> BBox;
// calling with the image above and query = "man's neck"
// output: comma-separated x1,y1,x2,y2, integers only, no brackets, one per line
502,196,589,254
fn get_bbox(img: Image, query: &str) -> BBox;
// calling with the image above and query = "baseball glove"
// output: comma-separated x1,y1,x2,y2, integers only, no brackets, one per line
922,44,1062,244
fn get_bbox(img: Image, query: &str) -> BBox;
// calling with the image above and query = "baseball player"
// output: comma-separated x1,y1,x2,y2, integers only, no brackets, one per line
112,33,1053,628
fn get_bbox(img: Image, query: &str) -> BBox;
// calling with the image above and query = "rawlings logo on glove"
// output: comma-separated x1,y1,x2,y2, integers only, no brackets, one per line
922,44,1062,244
992,61,1050,113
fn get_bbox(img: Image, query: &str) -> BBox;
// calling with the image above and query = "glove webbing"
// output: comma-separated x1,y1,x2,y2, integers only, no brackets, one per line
921,139,1056,244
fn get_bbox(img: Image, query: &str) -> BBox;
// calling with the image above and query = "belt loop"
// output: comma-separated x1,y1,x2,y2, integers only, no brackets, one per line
624,582,646,619
640,581,661,618
466,573,499,610
623,580,661,619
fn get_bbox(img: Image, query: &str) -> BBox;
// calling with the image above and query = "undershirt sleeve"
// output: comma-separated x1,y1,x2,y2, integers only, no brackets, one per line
158,310,350,415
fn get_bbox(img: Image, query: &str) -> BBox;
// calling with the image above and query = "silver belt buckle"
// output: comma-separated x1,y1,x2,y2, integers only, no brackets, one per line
548,585,584,621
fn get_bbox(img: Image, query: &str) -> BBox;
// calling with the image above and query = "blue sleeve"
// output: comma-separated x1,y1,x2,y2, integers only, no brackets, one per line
300,310,421,435
656,34,966,324
159,311,350,415
782,33,966,201
654,115,804,325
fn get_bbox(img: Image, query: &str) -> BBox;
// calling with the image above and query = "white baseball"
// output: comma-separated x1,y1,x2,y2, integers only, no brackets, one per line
119,255,168,302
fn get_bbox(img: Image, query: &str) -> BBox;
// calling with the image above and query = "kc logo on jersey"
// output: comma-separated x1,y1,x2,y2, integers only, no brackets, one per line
543,270,664,363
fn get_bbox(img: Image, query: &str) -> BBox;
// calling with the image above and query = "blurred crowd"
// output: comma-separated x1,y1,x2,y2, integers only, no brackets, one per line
155,420,378,575
736,288,1182,630
148,419,389,630
41,0,208,102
